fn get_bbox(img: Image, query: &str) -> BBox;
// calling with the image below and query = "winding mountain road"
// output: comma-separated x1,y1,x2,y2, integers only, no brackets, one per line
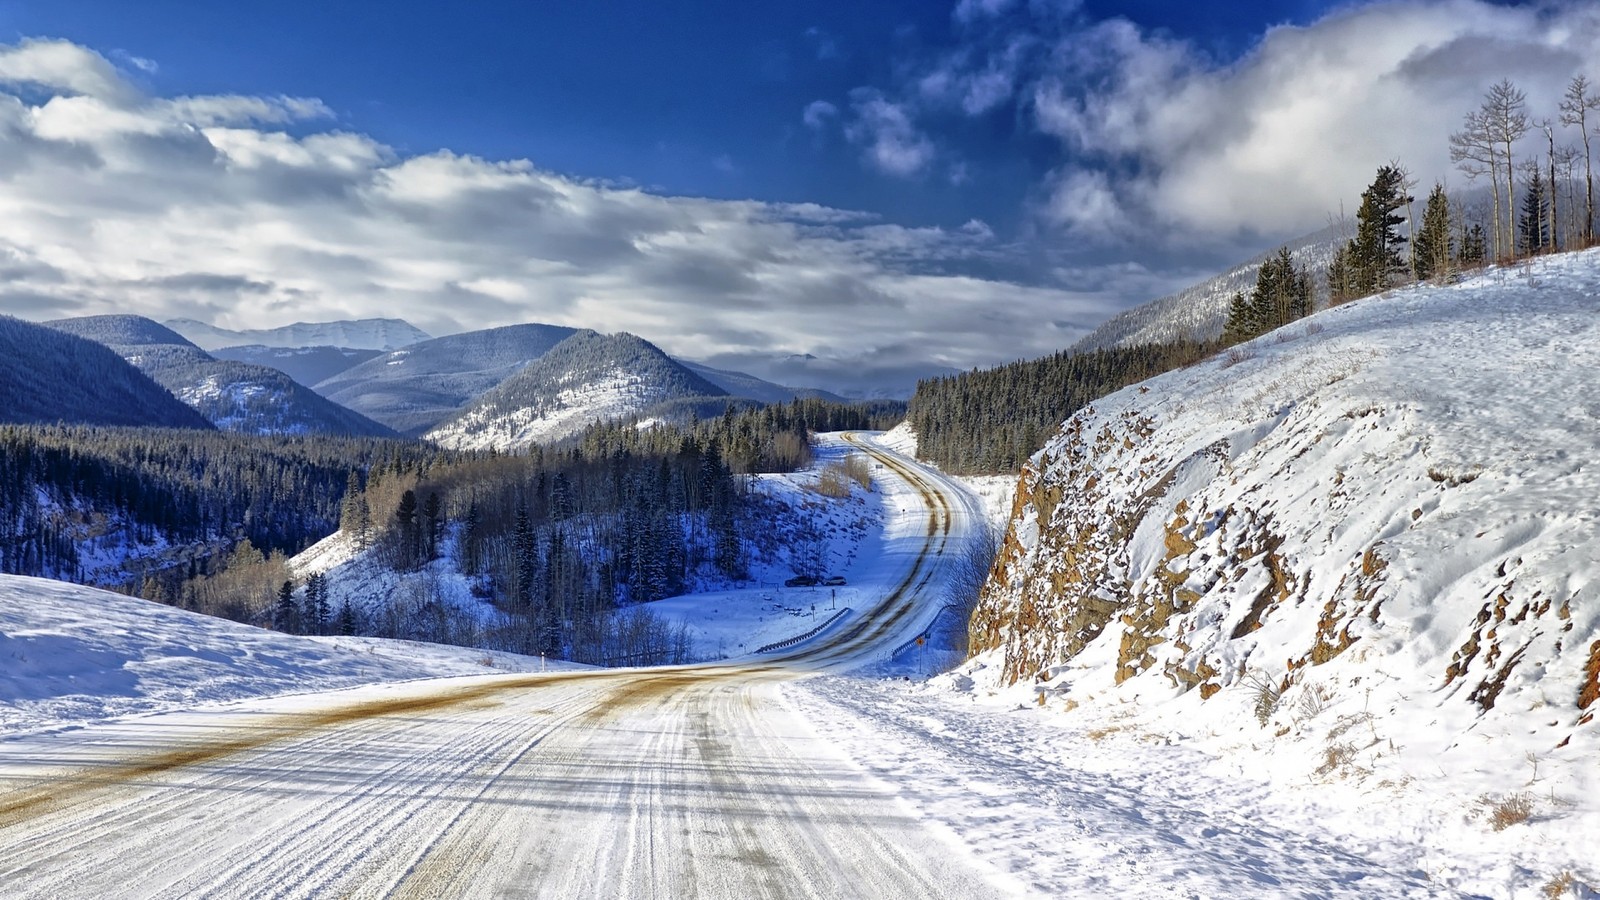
0,434,1018,899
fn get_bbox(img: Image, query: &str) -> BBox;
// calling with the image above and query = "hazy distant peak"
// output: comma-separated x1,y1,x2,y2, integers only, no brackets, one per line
164,317,432,352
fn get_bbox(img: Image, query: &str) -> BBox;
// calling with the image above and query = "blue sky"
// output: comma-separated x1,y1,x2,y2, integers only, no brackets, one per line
1,1,1348,233
0,0,1586,394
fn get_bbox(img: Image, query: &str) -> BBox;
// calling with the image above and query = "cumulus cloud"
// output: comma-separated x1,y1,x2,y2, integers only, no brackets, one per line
844,88,937,177
802,99,837,130
0,37,1117,392
0,38,137,103
836,0,1600,253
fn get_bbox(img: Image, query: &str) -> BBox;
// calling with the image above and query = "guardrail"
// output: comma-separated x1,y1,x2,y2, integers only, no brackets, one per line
889,603,965,658
755,608,852,654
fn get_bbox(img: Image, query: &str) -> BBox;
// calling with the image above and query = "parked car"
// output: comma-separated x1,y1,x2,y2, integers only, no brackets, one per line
784,575,819,587
822,576,847,586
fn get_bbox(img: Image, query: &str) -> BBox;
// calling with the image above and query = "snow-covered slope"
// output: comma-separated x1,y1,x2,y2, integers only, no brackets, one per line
1073,226,1340,351
0,574,556,737
165,317,431,352
424,330,729,450
313,322,581,435
44,315,396,437
969,249,1600,887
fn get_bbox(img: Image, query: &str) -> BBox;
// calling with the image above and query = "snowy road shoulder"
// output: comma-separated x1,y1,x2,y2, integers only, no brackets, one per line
786,674,1451,898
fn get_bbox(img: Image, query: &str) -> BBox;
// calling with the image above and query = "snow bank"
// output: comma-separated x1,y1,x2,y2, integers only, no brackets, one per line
0,574,558,737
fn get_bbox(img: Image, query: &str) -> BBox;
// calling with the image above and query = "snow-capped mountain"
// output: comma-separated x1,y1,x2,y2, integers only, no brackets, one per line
211,344,384,388
44,315,396,437
164,317,431,352
970,250,1600,860
0,315,212,430
425,330,729,450
312,322,581,435
1072,225,1342,352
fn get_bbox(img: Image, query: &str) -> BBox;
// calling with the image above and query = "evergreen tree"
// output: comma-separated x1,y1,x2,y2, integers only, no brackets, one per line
1460,223,1487,265
1520,169,1552,254
422,490,442,561
1412,183,1454,281
275,579,297,633
1222,291,1257,345
337,599,357,636
341,471,370,550
513,503,537,609
1221,248,1308,345
393,489,420,570
1351,164,1413,294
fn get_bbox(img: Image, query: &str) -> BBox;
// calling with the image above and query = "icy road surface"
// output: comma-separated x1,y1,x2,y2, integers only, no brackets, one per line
0,433,1023,899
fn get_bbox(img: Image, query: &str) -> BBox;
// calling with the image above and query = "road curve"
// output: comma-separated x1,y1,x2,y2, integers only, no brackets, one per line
0,433,1018,899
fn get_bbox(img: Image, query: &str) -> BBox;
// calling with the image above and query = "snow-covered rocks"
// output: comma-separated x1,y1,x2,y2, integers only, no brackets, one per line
970,249,1600,889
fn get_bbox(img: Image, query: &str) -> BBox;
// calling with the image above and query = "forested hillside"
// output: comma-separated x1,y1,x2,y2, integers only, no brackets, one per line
907,339,1218,474
286,399,889,661
0,316,214,430
0,426,440,588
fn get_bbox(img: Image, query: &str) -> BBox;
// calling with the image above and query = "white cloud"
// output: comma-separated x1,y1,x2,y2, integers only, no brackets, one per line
1031,1,1600,244
844,89,937,177
802,99,837,130
836,0,1600,254
0,38,138,104
953,0,1018,25
0,38,1117,387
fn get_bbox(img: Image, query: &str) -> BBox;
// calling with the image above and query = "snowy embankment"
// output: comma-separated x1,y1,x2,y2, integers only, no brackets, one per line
942,249,1600,896
0,574,558,738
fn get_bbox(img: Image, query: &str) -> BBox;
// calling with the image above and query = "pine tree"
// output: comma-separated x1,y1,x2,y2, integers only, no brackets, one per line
1520,169,1551,254
1412,183,1454,281
1460,223,1487,265
340,471,370,550
337,599,357,636
1351,164,1412,294
394,489,419,570
422,490,441,561
1222,291,1257,345
513,503,537,610
275,579,297,633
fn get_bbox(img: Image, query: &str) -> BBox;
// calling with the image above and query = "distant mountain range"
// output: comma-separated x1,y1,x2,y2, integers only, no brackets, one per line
210,345,385,389
68,313,883,449
43,316,396,438
312,323,583,435
164,317,431,352
0,315,214,430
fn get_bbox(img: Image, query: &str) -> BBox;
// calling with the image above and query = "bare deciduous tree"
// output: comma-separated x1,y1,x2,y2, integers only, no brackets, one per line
1451,109,1501,258
1484,80,1530,259
1559,74,1599,244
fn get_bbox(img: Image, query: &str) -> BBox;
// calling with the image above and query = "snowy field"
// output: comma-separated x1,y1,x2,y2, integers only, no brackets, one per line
0,574,572,739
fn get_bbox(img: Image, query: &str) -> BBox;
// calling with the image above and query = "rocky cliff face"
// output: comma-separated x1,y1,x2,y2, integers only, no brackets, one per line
971,251,1600,767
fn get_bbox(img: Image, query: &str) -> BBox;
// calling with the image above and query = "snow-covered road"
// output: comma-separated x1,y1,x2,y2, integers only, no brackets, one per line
0,433,1025,898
